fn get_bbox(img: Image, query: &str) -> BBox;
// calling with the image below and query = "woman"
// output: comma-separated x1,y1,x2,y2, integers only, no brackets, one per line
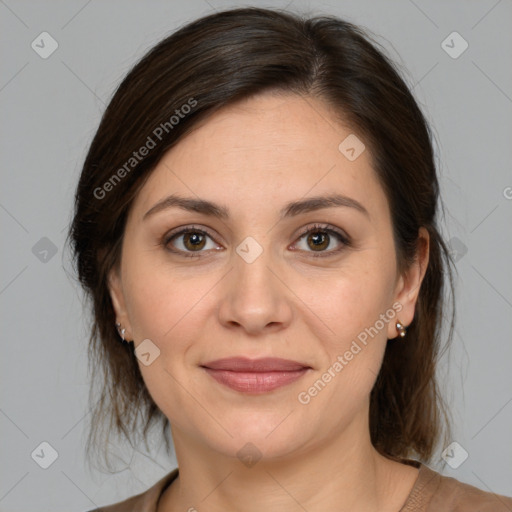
69,7,512,512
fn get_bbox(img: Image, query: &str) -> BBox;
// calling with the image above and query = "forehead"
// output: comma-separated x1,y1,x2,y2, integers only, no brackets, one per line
131,92,389,225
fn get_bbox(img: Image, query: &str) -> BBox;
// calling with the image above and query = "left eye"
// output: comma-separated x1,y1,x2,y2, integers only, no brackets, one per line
162,224,349,258
290,225,350,257
292,224,349,257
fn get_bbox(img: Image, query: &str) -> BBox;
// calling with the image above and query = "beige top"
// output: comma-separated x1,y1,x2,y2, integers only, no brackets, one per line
87,460,512,512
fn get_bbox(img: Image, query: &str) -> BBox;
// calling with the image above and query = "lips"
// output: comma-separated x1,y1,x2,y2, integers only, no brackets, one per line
200,357,311,393
201,357,310,372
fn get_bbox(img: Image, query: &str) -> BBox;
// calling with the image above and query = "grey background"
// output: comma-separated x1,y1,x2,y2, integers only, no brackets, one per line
1,0,511,510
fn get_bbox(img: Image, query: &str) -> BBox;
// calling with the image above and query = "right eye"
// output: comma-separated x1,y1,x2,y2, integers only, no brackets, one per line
162,225,223,257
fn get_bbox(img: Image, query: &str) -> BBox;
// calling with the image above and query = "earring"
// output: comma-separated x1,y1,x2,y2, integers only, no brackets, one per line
395,320,407,339
115,321,128,343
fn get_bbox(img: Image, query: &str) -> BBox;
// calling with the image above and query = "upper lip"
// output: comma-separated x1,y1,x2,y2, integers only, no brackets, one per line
201,357,310,372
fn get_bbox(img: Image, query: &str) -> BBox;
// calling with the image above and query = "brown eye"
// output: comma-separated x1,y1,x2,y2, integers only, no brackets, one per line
181,231,207,251
306,231,330,251
162,223,350,259
163,227,220,257
293,224,350,257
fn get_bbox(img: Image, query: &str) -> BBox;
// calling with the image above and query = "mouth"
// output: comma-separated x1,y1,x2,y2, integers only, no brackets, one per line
200,357,312,394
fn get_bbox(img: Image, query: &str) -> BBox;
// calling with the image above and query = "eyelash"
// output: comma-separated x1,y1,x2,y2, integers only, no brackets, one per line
161,223,351,259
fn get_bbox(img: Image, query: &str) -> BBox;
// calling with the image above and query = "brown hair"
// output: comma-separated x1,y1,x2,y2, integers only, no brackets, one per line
67,6,456,471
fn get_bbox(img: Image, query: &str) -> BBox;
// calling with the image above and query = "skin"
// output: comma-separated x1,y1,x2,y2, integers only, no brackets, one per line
108,92,429,512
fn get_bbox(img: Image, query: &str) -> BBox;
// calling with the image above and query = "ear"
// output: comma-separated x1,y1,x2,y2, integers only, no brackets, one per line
387,227,430,339
107,265,133,342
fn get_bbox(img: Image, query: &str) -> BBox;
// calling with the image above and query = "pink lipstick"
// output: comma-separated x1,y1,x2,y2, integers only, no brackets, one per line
201,357,311,393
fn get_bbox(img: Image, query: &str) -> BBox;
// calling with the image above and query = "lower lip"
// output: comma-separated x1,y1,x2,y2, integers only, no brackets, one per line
202,368,310,393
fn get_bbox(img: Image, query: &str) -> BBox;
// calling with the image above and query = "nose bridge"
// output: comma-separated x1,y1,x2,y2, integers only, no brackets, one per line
233,234,277,304
218,234,292,332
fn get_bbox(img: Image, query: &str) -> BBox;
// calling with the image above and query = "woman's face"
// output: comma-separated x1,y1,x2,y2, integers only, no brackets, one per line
109,92,428,460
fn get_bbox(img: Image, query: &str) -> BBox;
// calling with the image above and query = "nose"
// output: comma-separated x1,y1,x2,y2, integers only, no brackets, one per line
217,246,293,336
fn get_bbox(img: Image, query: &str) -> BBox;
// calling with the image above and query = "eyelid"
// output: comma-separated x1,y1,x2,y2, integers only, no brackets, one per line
161,222,351,257
161,224,221,256
291,223,350,258
294,223,349,244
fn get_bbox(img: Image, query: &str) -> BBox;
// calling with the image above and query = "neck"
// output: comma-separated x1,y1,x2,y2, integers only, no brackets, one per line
158,412,418,512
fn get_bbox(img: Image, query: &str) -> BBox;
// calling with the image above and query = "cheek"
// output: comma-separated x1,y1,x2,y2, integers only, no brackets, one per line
121,254,221,386
295,280,391,419
301,262,394,385
122,247,204,338
301,262,392,341
121,261,208,420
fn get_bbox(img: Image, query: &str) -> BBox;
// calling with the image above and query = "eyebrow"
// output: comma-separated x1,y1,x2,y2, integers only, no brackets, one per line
142,193,370,221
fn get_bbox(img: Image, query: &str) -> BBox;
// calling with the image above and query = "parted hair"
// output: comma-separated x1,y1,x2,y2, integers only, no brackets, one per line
67,7,455,471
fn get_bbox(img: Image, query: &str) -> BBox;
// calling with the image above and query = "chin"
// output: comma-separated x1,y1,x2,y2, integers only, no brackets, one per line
201,410,314,462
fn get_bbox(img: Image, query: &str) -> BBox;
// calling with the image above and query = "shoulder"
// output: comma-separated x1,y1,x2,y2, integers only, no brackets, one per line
402,463,512,512
82,468,179,512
